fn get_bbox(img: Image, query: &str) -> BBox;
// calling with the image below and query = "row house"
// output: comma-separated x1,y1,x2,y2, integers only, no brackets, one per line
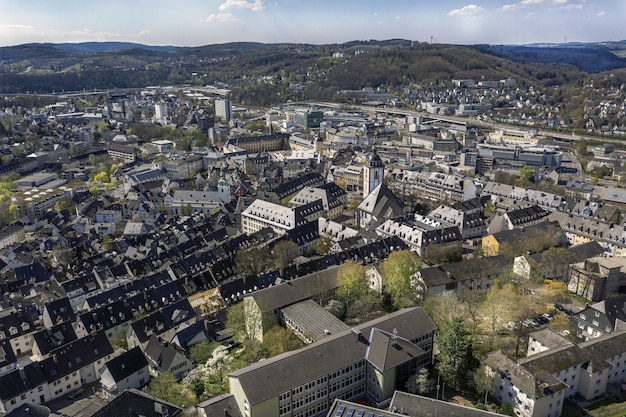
0,311,36,357
0,331,115,414
126,298,196,349
75,299,134,339
548,211,626,257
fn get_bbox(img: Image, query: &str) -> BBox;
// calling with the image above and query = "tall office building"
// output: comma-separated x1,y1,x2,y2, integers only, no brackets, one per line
215,99,232,121
154,102,168,121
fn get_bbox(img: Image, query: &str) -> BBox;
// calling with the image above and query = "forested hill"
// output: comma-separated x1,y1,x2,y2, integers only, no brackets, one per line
1,39,626,104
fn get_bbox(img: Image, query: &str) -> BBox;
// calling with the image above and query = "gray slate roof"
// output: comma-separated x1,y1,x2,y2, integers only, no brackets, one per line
229,308,435,406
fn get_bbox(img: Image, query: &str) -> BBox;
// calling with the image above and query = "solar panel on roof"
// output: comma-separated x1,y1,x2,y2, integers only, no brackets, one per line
336,405,346,416
366,413,374,417
347,409,355,417
356,411,365,417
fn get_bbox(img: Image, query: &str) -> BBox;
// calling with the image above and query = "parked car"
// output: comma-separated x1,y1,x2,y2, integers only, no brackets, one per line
66,387,84,400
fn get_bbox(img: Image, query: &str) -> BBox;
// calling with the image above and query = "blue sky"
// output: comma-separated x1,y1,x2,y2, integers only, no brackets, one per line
0,0,624,47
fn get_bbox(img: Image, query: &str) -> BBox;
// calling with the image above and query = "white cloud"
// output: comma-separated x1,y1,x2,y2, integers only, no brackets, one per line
137,29,151,37
0,24,34,30
448,4,485,16
201,12,242,23
395,16,400,20
218,0,264,12
597,11,605,16
502,0,583,11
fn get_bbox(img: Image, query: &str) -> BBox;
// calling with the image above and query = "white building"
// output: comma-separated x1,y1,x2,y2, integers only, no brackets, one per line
215,99,232,121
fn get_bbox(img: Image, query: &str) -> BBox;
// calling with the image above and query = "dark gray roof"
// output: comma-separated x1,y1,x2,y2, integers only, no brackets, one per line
0,362,47,402
229,308,435,406
103,346,148,383
389,391,508,417
197,393,242,417
250,265,341,312
365,328,425,372
89,388,182,417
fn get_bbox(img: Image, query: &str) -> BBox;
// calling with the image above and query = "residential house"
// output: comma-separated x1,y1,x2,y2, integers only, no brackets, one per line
394,171,478,203
42,298,75,329
126,299,196,349
0,362,48,414
144,335,193,381
572,295,626,341
99,346,150,400
89,388,183,417
486,329,626,417
40,331,114,399
31,323,78,359
0,224,25,251
487,205,551,234
0,311,36,357
427,198,488,240
416,256,509,297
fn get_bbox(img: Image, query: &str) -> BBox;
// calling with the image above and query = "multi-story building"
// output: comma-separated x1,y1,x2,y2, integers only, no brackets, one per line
485,329,626,417
241,199,324,235
215,99,232,121
394,171,477,203
376,214,462,257
567,257,626,302
228,308,436,417
572,295,626,341
224,133,290,153
289,183,346,220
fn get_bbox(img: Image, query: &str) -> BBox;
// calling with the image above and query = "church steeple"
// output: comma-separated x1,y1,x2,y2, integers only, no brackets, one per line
217,165,231,203
363,151,384,198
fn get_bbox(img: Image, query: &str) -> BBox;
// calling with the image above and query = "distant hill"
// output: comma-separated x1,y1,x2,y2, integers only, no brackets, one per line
471,44,626,73
1,39,626,100
23,41,179,54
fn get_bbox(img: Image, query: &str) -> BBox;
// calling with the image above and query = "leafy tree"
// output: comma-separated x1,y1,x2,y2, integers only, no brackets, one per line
473,364,498,405
541,279,570,306
262,324,303,357
336,260,368,301
482,283,518,349
382,250,421,310
406,367,434,395
315,235,332,255
109,325,129,350
190,340,219,366
424,243,463,265
89,185,102,196
93,171,110,183
234,245,272,276
325,299,346,319
548,312,573,334
518,165,536,182
144,372,196,408
271,240,299,269
180,203,193,217
436,317,474,389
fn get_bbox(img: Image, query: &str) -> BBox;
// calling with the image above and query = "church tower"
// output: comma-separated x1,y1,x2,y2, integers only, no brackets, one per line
362,151,384,198
217,166,231,203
